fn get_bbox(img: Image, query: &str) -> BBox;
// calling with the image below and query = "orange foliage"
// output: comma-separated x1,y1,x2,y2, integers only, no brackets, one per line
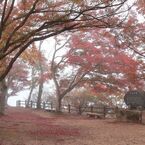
21,43,44,66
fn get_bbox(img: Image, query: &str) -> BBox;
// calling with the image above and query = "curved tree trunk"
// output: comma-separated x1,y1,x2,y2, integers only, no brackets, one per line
0,80,7,115
36,81,43,109
36,58,44,109
26,85,34,108
50,39,87,113
26,67,36,108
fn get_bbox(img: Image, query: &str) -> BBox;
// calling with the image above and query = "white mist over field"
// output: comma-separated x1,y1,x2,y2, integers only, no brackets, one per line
8,90,30,106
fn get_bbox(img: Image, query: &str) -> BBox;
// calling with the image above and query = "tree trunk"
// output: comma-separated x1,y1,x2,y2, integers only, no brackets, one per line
26,67,35,108
55,96,62,112
5,95,8,106
0,80,7,115
78,106,82,115
36,80,43,109
26,85,34,108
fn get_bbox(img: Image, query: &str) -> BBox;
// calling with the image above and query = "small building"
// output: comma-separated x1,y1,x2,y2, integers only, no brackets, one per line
124,90,145,109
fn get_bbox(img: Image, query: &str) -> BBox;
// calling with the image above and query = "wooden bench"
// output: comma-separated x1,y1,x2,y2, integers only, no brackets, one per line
87,112,104,119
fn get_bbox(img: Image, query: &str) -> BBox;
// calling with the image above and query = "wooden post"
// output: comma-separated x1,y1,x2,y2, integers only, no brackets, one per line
103,106,106,118
25,100,27,108
50,102,53,111
139,110,142,123
91,106,93,113
43,102,46,109
30,101,33,108
68,104,71,113
16,100,21,107
78,107,82,115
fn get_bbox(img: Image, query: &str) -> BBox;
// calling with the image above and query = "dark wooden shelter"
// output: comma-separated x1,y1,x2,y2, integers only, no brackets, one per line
124,91,145,109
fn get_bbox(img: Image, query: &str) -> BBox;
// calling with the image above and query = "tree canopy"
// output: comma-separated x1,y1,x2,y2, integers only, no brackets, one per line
0,0,130,80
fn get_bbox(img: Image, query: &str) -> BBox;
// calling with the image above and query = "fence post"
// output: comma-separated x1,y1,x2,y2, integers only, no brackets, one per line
91,106,93,112
68,104,71,113
50,102,53,111
78,106,82,115
25,100,27,108
30,101,33,108
43,102,46,109
16,100,21,107
139,110,142,123
103,106,106,118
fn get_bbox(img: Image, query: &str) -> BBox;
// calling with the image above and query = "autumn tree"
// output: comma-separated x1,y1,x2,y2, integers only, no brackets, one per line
64,3,145,104
50,37,88,112
67,30,141,101
0,0,132,114
0,0,130,80
22,42,48,108
96,1,145,90
49,23,141,112
6,60,29,105
35,42,49,109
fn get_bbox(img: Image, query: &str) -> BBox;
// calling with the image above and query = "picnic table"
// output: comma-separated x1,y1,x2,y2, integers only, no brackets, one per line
87,112,104,119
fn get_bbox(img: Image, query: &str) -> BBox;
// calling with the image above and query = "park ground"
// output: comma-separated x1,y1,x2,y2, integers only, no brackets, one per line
0,107,145,145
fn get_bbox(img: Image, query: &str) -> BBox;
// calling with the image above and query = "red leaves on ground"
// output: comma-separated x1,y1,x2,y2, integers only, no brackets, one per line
29,127,79,137
0,107,80,139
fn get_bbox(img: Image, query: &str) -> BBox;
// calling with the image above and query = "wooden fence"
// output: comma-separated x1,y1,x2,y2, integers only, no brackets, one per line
16,100,116,117
16,100,54,110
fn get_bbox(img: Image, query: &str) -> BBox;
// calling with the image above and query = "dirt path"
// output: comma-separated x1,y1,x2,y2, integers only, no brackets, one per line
0,107,145,145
